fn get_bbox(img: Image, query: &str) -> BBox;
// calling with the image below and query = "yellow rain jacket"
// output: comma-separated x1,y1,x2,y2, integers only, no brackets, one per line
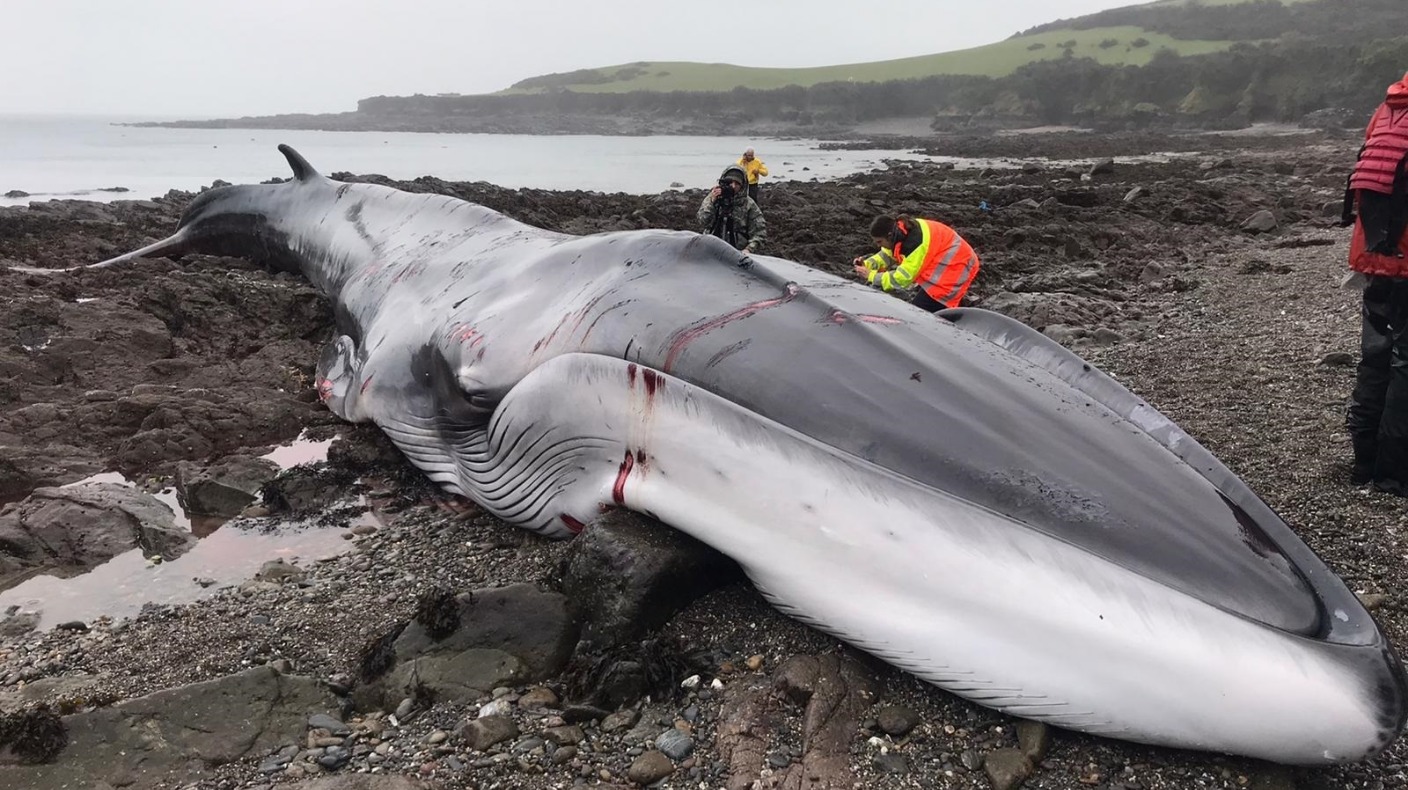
737,156,769,185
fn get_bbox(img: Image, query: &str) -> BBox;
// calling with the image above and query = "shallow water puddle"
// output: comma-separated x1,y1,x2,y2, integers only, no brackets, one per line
0,435,360,629
0,519,351,629
260,431,335,469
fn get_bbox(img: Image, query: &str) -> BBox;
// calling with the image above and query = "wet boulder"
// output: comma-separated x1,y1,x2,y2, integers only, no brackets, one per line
1240,209,1278,234
356,584,579,708
0,482,195,591
176,453,280,517
0,666,338,787
560,509,742,650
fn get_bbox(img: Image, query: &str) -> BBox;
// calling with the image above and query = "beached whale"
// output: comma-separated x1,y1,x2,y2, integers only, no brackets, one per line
73,145,1405,764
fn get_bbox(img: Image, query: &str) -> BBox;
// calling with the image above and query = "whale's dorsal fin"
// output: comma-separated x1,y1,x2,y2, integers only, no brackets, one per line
278,144,321,182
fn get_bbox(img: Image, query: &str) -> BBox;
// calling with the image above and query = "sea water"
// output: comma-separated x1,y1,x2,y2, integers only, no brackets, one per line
0,113,950,206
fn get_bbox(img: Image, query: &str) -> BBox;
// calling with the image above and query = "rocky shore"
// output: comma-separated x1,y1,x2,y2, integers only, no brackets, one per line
0,129,1404,790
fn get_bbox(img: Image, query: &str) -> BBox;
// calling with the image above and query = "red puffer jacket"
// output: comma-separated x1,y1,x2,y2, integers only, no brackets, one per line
1351,74,1408,195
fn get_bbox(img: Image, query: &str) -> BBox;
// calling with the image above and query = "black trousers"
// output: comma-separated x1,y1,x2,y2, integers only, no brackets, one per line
911,288,946,312
747,183,760,203
1347,274,1408,492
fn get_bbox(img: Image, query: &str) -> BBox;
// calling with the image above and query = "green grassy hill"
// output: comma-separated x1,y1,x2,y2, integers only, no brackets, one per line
505,27,1229,94
164,0,1404,136
505,0,1329,94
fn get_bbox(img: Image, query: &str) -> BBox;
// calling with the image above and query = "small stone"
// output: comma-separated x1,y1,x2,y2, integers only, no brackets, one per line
519,686,560,711
458,715,520,750
1240,209,1278,234
308,713,349,735
1016,720,1050,761
985,748,1035,790
627,750,674,785
875,705,921,737
1358,592,1390,611
602,708,641,732
875,752,909,774
544,725,585,745
655,728,694,760
479,698,514,718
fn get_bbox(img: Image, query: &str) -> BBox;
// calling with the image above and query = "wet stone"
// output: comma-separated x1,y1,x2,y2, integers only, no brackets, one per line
875,752,909,774
655,728,694,760
544,724,585,745
627,750,674,785
308,713,349,735
601,707,640,732
553,744,578,764
518,685,560,711
317,745,351,769
458,715,520,751
1016,720,1050,761
985,747,1035,790
875,704,921,736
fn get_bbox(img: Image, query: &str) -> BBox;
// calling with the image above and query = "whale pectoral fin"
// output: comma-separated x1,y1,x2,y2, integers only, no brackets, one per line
315,335,364,420
8,229,194,273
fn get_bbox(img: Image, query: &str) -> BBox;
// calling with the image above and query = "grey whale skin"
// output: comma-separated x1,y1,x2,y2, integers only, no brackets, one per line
86,145,1405,764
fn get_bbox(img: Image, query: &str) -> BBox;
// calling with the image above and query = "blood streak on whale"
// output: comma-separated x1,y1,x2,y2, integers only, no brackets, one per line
663,284,802,372
612,450,635,505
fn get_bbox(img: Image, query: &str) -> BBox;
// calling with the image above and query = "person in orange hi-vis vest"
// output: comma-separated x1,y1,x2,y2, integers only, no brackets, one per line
852,214,980,312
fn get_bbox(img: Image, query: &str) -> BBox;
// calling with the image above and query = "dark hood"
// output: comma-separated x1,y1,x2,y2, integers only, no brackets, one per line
719,164,749,190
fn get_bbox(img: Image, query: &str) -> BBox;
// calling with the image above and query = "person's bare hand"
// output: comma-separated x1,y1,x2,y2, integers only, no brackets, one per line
709,186,722,201
853,262,869,277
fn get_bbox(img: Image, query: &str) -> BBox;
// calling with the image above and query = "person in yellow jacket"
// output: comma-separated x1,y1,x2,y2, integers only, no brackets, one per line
852,214,980,312
737,148,768,203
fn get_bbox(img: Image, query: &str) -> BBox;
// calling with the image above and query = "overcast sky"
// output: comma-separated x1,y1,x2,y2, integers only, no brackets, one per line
5,0,1147,118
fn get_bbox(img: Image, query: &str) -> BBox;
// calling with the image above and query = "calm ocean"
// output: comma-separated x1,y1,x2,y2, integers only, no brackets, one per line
0,114,948,207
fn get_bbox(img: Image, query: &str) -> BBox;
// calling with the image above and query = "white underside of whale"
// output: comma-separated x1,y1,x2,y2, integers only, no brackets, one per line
361,351,1386,765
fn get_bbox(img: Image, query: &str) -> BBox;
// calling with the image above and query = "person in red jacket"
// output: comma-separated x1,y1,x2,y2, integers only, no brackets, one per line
1345,72,1408,495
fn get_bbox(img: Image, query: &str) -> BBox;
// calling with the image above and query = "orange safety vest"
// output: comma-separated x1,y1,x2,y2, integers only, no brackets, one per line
893,218,980,308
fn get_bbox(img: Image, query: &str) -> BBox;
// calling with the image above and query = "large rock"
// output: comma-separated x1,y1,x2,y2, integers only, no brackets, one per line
0,444,104,504
561,510,741,649
360,584,579,707
0,666,338,788
1240,209,1278,234
0,481,195,591
176,453,280,517
770,654,878,789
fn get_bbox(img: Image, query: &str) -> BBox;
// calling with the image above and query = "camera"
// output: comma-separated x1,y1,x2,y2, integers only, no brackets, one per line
717,179,737,198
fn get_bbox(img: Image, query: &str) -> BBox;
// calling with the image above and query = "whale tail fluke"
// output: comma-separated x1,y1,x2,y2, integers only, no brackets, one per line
278,144,322,182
